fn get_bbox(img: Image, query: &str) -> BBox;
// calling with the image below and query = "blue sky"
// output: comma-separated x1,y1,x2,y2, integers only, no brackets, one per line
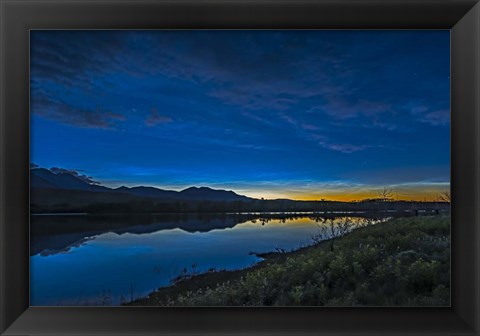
30,30,450,200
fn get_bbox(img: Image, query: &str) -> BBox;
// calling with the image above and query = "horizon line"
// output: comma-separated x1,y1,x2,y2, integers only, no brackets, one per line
31,165,450,202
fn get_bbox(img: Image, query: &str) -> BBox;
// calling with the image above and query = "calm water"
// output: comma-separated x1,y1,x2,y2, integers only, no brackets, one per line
30,213,386,306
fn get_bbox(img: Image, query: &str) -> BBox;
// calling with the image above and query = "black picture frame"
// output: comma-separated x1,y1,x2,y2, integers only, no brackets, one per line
1,0,479,335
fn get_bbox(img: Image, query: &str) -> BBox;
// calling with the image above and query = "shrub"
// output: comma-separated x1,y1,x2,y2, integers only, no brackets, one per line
132,215,450,306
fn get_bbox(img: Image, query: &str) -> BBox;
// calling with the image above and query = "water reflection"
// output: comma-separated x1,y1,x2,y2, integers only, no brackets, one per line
30,213,389,306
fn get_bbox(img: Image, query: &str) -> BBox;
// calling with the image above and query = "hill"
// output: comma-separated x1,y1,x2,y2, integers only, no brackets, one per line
30,167,450,214
30,167,252,212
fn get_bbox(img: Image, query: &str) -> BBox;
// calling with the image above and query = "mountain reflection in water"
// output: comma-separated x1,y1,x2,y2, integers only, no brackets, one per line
30,212,389,306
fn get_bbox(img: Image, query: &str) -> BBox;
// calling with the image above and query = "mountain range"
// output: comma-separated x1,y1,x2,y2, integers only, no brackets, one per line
30,167,450,214
31,167,252,202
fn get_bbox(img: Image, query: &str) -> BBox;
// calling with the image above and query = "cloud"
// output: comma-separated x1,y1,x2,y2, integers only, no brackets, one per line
30,30,450,138
49,167,101,185
300,123,319,131
407,102,450,127
417,109,449,126
363,120,398,131
144,108,172,127
31,92,125,129
209,87,300,111
318,141,369,153
279,112,297,126
31,31,127,87
317,138,391,153
310,100,392,120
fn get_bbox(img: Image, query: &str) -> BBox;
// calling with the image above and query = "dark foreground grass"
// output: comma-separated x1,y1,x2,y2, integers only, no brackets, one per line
129,215,450,306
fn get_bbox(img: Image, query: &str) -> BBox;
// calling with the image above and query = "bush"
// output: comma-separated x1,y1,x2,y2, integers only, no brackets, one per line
132,215,451,306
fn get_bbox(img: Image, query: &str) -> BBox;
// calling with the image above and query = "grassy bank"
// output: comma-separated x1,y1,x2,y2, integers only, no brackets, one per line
129,215,450,306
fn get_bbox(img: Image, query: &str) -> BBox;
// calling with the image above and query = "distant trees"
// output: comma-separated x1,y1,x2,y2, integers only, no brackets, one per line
33,186,453,214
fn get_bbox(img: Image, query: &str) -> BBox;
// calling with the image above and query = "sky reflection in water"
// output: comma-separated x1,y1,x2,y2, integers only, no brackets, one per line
31,215,378,306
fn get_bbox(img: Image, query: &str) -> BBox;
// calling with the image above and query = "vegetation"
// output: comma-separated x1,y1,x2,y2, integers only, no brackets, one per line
129,215,450,306
31,196,450,214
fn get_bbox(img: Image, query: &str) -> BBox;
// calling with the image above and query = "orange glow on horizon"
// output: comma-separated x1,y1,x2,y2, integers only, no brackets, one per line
291,193,442,202
242,189,449,202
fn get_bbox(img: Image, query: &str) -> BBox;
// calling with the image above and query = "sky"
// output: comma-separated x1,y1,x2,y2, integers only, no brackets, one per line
30,30,450,201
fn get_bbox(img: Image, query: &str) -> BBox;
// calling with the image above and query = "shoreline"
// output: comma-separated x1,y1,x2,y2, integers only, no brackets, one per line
31,209,450,217
127,215,450,306
127,242,321,306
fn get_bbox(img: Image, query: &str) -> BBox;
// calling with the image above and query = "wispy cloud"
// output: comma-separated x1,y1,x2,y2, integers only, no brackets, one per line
417,109,449,126
319,142,369,153
31,91,126,129
145,107,172,127
48,166,100,185
31,31,449,134
407,102,450,127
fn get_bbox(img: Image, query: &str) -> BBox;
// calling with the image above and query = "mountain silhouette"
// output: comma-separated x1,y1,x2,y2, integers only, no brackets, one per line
179,186,249,201
31,168,251,202
113,186,179,199
31,168,109,192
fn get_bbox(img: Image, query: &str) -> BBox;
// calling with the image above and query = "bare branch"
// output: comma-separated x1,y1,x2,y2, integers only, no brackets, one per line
378,187,394,202
437,190,451,203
